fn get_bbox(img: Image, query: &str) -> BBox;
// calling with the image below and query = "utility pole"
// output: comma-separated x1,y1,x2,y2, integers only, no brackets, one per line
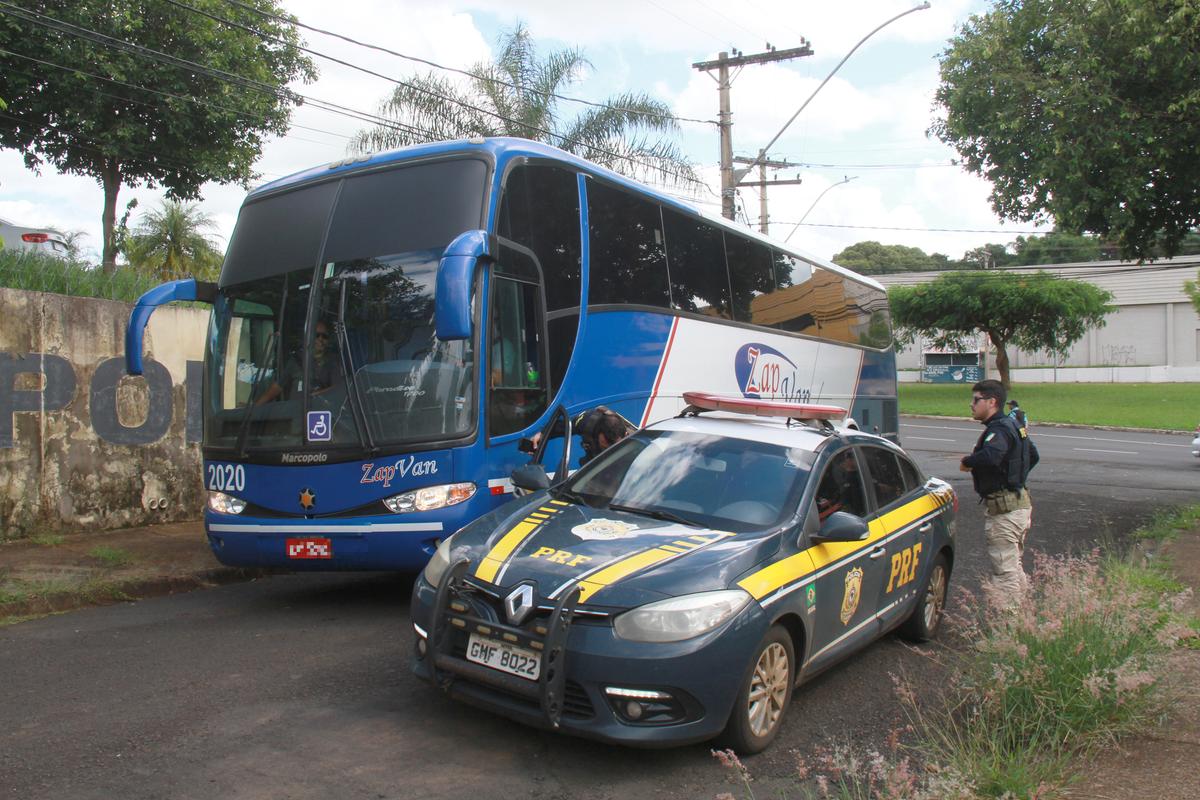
734,152,804,234
692,44,814,221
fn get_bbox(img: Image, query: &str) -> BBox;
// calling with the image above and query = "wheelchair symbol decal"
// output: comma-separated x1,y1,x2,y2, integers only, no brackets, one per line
307,411,332,442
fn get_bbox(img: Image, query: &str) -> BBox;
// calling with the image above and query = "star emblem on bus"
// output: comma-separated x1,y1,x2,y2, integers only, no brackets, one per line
299,488,316,511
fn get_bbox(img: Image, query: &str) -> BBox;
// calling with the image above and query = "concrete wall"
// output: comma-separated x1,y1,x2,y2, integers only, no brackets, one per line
0,288,208,541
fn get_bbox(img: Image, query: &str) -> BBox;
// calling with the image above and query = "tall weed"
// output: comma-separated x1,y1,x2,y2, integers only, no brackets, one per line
909,549,1194,797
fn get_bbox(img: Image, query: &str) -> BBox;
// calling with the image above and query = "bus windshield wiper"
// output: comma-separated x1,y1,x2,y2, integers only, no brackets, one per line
331,279,377,455
236,329,278,458
607,503,702,528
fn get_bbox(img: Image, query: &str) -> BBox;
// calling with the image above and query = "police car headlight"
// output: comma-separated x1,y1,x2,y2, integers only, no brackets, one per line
422,534,459,587
208,491,246,515
613,590,752,643
383,482,476,513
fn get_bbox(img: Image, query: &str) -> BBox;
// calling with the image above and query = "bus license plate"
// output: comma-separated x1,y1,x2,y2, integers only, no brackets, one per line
286,537,332,559
466,633,540,681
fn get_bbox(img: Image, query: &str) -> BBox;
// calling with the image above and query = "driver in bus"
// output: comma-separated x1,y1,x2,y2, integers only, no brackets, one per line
255,319,343,405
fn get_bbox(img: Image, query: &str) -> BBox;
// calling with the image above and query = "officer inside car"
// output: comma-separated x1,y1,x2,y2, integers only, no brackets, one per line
960,379,1039,608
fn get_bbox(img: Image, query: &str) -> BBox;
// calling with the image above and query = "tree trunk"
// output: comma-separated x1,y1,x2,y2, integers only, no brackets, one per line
988,331,1011,389
100,160,122,274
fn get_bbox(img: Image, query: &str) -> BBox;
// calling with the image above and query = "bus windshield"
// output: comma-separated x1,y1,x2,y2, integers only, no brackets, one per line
202,157,487,452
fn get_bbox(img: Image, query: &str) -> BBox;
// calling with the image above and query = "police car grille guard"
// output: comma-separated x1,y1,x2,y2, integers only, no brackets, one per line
426,558,582,729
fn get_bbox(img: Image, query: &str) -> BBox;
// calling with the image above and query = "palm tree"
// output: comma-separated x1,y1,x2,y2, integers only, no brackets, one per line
124,199,223,281
350,24,698,188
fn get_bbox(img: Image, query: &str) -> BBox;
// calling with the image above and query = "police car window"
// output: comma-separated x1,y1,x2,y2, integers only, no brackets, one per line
815,450,869,520
564,430,810,533
861,447,905,508
897,453,923,492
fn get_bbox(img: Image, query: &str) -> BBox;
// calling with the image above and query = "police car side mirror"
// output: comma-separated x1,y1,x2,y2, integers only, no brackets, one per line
511,463,551,492
813,511,870,543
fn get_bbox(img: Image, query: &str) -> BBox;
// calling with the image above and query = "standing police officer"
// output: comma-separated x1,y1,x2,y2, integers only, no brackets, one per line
960,379,1039,607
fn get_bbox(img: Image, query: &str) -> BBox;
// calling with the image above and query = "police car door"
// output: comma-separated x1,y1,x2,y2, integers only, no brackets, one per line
803,446,888,671
859,446,930,631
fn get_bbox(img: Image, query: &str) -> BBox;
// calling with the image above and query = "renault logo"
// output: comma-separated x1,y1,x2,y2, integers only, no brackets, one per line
504,582,536,626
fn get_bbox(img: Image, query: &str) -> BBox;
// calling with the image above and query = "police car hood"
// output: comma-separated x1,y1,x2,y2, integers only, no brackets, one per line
458,493,780,609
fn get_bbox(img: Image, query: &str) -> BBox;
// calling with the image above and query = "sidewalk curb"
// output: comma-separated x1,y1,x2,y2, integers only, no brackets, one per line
901,413,1191,437
0,566,275,620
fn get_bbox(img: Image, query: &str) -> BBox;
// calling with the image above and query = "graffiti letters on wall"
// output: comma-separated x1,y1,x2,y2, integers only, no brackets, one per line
0,352,201,448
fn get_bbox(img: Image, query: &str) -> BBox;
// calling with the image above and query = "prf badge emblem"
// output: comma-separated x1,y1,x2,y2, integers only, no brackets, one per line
840,567,864,625
572,519,639,541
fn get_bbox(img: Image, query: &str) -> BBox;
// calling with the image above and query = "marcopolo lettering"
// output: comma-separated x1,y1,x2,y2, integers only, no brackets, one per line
0,350,203,448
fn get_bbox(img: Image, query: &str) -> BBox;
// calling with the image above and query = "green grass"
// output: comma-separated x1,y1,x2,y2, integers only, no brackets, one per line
88,545,135,567
1133,504,1200,542
0,248,161,302
900,382,1198,430
28,533,66,547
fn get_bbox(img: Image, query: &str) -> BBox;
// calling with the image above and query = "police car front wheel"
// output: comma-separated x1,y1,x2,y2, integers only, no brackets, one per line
899,553,949,642
720,625,795,754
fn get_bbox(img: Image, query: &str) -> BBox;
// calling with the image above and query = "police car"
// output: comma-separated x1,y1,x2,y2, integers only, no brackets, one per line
409,393,956,752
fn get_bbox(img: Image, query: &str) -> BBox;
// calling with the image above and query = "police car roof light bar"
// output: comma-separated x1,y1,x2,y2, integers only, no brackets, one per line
680,392,848,423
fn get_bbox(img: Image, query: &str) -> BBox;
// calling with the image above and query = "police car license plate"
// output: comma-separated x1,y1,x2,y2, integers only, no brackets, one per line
466,633,540,681
286,537,332,559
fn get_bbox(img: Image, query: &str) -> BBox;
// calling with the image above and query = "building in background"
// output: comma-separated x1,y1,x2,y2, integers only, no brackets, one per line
875,256,1200,383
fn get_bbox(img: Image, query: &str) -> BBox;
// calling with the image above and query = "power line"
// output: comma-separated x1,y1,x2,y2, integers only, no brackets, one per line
2,3,708,190
218,0,718,128
786,221,1051,234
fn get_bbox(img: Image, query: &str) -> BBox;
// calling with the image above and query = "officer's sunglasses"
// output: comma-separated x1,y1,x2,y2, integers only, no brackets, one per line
970,395,986,405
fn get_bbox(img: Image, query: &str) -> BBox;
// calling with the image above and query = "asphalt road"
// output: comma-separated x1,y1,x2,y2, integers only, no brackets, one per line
3,420,1196,800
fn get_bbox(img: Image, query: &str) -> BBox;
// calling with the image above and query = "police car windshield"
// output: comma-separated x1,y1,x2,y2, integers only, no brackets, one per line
563,430,812,533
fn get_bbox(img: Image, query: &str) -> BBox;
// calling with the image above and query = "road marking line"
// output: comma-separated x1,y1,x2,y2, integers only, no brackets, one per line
905,436,956,442
902,423,1189,448
1074,447,1138,455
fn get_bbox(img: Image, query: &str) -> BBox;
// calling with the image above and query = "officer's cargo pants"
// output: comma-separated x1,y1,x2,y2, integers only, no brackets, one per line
984,505,1031,607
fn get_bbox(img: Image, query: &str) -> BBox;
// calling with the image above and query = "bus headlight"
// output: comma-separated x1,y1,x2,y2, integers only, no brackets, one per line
208,491,247,515
614,590,751,643
383,482,476,513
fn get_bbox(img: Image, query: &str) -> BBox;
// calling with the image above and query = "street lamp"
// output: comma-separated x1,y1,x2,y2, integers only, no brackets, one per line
784,175,857,243
732,2,932,185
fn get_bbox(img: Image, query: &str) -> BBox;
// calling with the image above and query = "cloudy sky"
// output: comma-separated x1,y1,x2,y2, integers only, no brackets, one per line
1,0,1052,264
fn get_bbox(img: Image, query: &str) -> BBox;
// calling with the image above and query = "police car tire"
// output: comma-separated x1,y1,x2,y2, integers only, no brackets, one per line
899,553,949,642
719,625,795,754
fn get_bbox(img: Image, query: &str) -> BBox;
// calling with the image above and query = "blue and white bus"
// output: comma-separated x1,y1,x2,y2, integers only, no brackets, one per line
126,137,896,571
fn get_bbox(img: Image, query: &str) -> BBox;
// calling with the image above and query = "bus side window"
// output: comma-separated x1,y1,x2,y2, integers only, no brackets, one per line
585,180,670,310
497,164,582,398
662,207,732,319
726,235,775,325
489,275,548,437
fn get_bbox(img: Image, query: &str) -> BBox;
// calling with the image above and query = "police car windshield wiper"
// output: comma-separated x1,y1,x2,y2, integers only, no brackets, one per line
550,486,587,505
607,503,702,528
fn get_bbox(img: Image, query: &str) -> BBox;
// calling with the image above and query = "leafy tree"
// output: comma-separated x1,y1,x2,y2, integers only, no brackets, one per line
1010,231,1106,265
961,243,1012,270
124,199,223,281
0,1,316,271
350,23,696,187
933,0,1200,259
832,241,938,274
1185,271,1200,316
889,271,1113,388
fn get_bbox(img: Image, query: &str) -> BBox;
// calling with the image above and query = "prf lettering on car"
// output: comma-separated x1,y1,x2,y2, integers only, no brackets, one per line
886,542,923,592
530,547,593,567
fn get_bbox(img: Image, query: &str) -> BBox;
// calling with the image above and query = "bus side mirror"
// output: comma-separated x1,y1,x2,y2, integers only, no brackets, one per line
125,278,216,375
435,230,493,341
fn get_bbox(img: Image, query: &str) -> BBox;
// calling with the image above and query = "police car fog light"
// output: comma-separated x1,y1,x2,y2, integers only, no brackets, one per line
604,687,684,725
416,639,427,657
625,701,644,720
208,491,246,515
384,482,477,513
